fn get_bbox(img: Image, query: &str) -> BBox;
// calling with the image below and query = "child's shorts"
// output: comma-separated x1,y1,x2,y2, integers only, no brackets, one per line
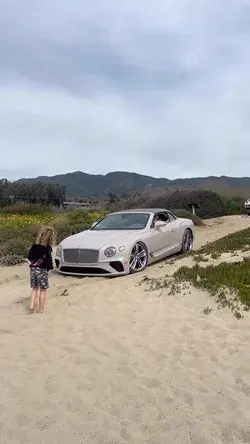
30,267,49,290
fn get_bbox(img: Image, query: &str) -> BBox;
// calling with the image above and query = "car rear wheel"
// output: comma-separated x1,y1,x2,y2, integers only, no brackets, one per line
181,229,193,253
129,242,148,274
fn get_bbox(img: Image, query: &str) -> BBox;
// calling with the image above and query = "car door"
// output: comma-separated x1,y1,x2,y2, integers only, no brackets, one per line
164,212,180,250
148,212,176,258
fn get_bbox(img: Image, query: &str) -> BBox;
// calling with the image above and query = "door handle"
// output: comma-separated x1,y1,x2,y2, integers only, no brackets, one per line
170,229,174,232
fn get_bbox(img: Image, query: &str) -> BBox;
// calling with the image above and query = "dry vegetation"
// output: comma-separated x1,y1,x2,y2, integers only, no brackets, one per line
141,225,250,318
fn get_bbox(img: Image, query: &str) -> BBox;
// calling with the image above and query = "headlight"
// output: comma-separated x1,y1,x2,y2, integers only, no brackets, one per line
104,246,117,257
56,245,62,257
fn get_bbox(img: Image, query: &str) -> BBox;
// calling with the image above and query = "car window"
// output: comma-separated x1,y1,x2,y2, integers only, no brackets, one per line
92,212,150,230
167,211,176,222
152,212,169,227
157,212,169,222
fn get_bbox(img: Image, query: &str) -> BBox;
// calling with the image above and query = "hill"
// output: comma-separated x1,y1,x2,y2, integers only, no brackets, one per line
18,171,250,198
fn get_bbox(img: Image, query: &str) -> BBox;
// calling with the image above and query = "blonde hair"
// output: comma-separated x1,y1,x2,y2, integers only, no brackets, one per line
36,226,56,247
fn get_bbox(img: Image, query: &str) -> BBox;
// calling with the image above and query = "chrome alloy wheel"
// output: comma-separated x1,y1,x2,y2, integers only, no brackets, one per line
129,242,148,273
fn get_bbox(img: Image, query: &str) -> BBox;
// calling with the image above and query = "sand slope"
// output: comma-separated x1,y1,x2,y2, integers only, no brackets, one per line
1,215,250,444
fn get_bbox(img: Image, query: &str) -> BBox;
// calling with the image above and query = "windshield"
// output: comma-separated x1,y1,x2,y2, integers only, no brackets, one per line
92,213,150,230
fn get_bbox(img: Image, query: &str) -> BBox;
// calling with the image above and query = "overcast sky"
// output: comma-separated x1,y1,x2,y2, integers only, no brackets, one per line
1,0,250,180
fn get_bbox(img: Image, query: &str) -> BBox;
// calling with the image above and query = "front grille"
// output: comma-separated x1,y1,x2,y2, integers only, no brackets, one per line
63,249,79,263
78,249,99,263
63,248,99,264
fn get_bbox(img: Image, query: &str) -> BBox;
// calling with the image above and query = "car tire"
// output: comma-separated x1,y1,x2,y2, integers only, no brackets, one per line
129,242,149,274
181,229,194,253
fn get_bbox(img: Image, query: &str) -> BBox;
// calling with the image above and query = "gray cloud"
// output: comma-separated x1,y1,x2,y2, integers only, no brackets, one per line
1,0,250,179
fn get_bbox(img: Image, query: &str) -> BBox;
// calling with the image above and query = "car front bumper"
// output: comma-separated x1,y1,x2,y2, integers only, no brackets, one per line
55,255,130,277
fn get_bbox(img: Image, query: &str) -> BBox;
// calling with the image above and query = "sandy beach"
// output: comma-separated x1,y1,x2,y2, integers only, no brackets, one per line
1,215,250,444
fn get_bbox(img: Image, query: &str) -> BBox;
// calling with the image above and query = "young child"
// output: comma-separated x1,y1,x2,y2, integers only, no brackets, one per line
27,226,56,313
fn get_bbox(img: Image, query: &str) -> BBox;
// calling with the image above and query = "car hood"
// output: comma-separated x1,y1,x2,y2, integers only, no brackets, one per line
60,229,145,250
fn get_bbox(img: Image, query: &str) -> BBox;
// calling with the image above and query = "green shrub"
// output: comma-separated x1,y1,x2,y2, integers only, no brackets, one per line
0,204,53,215
66,209,105,226
135,189,227,219
51,218,72,244
0,225,39,263
225,197,245,215
0,254,26,266
51,210,106,243
63,210,105,235
174,262,250,308
0,226,35,244
200,227,250,254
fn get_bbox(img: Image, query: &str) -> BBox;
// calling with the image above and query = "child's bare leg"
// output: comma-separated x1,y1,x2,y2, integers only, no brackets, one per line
39,289,46,313
30,288,38,311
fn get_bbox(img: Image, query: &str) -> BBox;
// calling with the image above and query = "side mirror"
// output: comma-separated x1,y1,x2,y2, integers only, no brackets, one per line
154,220,167,229
91,222,98,228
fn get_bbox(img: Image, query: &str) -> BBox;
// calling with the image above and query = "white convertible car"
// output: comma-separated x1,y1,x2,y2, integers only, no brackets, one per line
55,208,195,277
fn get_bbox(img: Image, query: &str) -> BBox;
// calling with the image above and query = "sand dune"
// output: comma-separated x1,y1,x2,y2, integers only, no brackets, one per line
1,215,250,444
